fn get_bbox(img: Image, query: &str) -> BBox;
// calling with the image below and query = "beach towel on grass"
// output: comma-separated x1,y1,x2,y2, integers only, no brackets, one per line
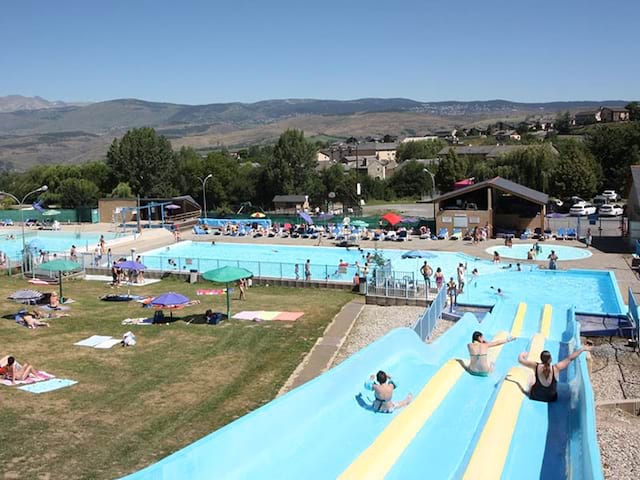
19,379,77,394
232,311,261,320
40,305,71,311
74,335,112,347
232,311,304,321
274,311,304,321
0,371,54,386
122,317,154,326
94,338,122,349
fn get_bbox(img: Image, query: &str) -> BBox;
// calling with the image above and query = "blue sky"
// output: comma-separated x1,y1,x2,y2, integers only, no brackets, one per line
1,0,638,104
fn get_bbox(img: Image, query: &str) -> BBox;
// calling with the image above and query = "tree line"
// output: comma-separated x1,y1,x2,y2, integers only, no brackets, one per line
0,121,639,211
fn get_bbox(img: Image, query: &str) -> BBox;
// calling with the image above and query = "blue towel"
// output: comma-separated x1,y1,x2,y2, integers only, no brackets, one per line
19,379,77,394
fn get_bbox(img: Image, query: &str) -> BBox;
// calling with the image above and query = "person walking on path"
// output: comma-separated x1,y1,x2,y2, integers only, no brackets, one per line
585,228,592,248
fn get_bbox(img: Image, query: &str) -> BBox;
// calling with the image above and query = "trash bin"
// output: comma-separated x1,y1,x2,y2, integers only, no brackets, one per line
189,269,198,284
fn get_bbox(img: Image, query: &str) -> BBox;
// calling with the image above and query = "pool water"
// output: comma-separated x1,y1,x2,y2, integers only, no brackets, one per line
142,241,624,316
0,230,120,258
488,244,592,261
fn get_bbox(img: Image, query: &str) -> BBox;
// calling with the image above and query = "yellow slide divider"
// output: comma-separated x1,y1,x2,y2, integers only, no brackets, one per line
340,331,510,480
540,304,553,338
462,334,546,480
509,303,527,337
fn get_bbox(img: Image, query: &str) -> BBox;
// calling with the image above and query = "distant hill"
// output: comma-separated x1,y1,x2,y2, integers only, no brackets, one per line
0,94,78,113
0,95,631,169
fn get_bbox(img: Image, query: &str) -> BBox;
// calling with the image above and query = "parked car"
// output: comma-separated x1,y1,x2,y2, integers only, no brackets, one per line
570,202,597,216
602,190,618,201
598,204,624,217
592,195,608,209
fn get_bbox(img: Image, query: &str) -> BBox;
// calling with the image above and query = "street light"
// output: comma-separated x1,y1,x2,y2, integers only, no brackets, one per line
197,174,213,219
423,169,437,221
0,185,48,277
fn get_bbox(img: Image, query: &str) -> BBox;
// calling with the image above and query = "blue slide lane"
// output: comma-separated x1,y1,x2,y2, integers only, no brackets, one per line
122,300,603,480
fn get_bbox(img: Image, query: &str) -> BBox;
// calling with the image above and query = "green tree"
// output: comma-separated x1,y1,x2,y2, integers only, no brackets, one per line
106,128,178,197
555,111,572,134
625,101,640,121
586,122,640,194
492,145,558,192
551,140,600,199
396,140,443,162
262,129,317,199
435,150,468,192
110,182,134,198
58,178,100,207
388,160,431,198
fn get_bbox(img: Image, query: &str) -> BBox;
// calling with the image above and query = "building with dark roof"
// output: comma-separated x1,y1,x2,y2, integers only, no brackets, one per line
574,106,629,125
272,195,309,214
432,177,549,237
628,166,640,249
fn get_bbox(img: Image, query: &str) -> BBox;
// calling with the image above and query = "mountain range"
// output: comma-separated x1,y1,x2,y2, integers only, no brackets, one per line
0,95,630,170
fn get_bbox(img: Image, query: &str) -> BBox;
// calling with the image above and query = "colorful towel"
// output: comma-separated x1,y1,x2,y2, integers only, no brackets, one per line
274,311,304,321
232,311,304,321
1,371,54,386
19,378,77,394
122,317,154,325
74,335,112,347
196,288,233,295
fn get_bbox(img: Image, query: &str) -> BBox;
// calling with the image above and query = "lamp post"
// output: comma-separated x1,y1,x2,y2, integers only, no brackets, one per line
197,174,213,219
0,185,49,277
423,168,437,220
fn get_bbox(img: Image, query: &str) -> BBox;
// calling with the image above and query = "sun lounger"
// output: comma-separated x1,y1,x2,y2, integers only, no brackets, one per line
557,228,566,240
449,228,462,240
520,229,532,240
437,228,449,240
193,226,207,235
567,227,577,239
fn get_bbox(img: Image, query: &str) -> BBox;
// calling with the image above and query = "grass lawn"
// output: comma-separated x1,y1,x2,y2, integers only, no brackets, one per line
0,276,354,479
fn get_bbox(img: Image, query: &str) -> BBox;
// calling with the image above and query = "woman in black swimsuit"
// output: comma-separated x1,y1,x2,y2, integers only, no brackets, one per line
518,345,591,402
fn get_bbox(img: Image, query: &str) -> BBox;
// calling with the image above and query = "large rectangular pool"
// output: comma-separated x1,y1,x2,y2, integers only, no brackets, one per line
0,230,122,258
141,241,626,316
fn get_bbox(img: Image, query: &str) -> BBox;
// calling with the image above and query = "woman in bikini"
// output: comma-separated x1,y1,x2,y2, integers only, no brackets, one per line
518,345,591,402
434,267,444,290
467,331,515,376
0,356,40,383
367,370,413,413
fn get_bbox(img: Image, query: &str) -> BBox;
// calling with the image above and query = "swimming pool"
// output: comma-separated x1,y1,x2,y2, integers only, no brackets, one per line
487,244,592,261
0,230,122,258
141,241,625,316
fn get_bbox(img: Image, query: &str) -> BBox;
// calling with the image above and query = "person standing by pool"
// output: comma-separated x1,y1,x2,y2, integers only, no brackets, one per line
420,261,433,291
305,259,311,281
467,331,515,375
294,264,300,280
457,263,466,294
447,277,457,311
70,245,77,262
518,344,592,402
548,250,558,270
434,267,444,290
585,228,593,248
99,235,106,255
238,278,246,300
107,248,113,268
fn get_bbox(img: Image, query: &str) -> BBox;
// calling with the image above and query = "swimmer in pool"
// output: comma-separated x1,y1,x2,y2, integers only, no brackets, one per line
467,331,515,376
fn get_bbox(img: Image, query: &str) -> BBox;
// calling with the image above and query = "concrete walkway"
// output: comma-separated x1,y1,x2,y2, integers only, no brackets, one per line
278,299,364,395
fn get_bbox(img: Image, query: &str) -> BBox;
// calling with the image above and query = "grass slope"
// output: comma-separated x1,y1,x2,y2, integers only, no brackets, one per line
0,276,353,479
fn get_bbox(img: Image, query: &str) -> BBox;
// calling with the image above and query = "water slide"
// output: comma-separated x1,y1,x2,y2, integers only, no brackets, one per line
123,300,603,480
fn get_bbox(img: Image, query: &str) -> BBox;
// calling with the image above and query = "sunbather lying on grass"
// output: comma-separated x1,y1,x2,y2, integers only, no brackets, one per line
0,356,41,383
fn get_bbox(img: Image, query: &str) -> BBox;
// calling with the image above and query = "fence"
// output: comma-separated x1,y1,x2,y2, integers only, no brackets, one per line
628,288,640,349
413,285,447,341
0,207,98,223
366,267,428,299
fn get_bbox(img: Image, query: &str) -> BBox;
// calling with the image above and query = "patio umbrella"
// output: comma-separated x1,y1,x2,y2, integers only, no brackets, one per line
401,217,419,224
351,220,368,228
299,211,314,225
114,260,147,298
38,259,82,299
202,266,253,319
250,212,266,218
9,289,43,304
150,292,190,320
382,212,403,226
42,209,61,216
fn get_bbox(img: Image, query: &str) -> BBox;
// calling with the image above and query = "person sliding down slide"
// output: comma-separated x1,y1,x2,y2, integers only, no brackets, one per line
467,331,515,376
364,370,412,413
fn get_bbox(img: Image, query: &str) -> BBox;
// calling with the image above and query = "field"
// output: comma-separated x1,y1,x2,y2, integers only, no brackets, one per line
0,276,354,479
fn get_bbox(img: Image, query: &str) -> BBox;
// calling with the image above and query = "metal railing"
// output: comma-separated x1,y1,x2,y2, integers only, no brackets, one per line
413,285,447,341
628,288,639,350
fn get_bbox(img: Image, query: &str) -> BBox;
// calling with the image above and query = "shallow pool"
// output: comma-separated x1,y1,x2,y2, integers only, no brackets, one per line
0,230,120,258
487,244,592,261
141,241,625,316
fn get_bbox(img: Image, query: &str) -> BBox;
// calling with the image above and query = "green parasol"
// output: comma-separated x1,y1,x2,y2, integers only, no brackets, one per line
202,266,253,319
38,259,82,299
350,220,369,228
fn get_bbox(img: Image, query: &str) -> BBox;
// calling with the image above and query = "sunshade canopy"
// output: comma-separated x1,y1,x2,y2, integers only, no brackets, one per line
150,292,190,307
382,212,403,226
202,266,253,283
115,260,146,270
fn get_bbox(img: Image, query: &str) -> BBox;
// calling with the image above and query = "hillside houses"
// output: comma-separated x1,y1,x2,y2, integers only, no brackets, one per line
573,106,630,126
